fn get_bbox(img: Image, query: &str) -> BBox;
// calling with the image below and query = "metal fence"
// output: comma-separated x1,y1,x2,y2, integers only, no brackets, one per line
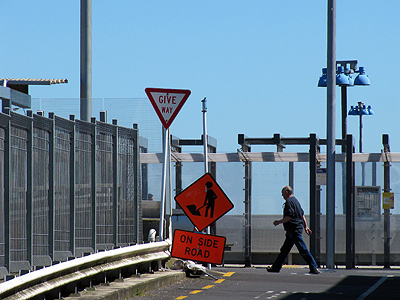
143,148,400,267
0,110,141,275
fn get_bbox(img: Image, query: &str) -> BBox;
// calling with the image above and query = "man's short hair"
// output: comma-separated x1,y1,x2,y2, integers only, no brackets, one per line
282,186,293,194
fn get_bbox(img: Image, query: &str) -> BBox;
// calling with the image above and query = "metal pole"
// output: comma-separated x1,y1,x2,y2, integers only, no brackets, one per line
159,127,168,241
26,111,33,266
168,128,173,240
4,108,10,271
309,133,317,262
202,98,208,174
202,97,212,269
289,162,294,190
80,0,92,121
112,119,119,246
91,117,97,252
346,134,354,269
341,86,347,214
243,145,252,267
326,0,336,269
69,115,76,255
48,112,55,260
383,134,391,268
359,111,366,186
359,114,363,153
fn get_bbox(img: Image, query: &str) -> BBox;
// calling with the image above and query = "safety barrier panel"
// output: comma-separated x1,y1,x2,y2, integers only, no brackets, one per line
0,110,142,276
0,241,171,300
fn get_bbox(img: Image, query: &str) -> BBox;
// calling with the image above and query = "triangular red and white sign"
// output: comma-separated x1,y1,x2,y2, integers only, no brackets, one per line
145,88,191,129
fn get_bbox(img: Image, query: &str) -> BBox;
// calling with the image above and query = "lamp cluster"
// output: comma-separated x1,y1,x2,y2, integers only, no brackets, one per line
348,101,374,116
318,63,370,87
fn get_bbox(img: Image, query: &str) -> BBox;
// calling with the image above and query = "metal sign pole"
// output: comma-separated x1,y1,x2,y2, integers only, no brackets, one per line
168,127,173,241
202,97,212,269
159,126,169,241
202,98,208,174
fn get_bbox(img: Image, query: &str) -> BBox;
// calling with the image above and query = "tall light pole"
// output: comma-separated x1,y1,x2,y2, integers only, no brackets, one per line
326,0,336,269
80,0,92,121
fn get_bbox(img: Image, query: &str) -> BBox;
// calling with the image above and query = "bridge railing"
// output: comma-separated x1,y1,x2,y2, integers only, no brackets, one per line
0,240,171,300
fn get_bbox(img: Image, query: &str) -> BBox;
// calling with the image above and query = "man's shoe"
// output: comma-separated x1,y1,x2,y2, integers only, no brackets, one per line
309,268,320,274
266,266,280,273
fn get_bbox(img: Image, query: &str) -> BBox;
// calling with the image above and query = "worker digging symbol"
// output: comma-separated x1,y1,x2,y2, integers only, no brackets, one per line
186,181,217,218
204,181,217,218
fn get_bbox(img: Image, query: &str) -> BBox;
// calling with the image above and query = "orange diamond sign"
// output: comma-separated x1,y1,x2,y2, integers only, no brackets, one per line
175,173,234,231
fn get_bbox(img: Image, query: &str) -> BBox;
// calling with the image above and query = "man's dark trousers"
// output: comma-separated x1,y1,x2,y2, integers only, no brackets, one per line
272,230,318,271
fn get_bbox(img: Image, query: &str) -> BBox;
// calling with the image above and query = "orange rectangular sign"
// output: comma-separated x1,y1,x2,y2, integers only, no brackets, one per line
171,230,226,265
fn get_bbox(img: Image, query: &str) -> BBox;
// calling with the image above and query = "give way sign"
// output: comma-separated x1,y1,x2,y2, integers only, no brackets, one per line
145,88,191,129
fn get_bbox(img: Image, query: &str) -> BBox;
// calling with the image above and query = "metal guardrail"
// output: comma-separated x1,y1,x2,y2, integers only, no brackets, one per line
0,241,171,300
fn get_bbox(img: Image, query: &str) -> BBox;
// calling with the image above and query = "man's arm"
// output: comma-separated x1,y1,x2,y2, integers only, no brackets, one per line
303,215,312,236
273,216,292,226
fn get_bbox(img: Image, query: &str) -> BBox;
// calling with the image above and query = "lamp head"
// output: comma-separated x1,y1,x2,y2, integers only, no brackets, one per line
360,104,369,115
336,66,349,86
317,68,327,87
348,105,357,115
346,69,355,86
354,66,370,86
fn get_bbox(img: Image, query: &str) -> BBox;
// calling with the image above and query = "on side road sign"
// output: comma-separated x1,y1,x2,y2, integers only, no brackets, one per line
175,173,234,232
145,87,191,129
171,229,226,265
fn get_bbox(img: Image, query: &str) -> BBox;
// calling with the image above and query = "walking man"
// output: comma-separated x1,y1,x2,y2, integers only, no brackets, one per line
267,186,320,274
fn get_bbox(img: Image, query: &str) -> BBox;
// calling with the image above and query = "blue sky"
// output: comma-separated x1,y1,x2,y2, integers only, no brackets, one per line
2,1,400,215
2,1,400,154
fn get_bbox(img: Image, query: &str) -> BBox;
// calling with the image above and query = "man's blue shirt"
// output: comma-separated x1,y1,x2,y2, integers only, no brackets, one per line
283,196,304,233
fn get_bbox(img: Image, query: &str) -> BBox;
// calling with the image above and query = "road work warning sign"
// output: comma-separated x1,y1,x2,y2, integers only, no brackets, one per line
171,229,226,265
175,173,234,231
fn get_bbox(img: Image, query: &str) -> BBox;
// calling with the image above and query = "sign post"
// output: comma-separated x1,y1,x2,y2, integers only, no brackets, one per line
145,87,191,241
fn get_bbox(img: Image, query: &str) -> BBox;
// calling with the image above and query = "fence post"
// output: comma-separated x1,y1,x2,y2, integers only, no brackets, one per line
309,133,318,264
4,108,11,271
112,119,118,246
383,134,391,268
91,117,97,252
69,115,76,256
133,124,141,244
26,110,34,267
48,112,56,260
238,135,252,268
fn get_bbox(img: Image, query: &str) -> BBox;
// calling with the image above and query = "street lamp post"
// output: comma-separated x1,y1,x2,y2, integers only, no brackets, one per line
318,61,370,206
318,60,370,268
348,102,374,185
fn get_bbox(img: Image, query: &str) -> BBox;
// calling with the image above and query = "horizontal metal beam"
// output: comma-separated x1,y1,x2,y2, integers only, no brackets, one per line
0,85,31,108
0,78,68,85
172,135,217,149
239,134,348,148
141,152,400,163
